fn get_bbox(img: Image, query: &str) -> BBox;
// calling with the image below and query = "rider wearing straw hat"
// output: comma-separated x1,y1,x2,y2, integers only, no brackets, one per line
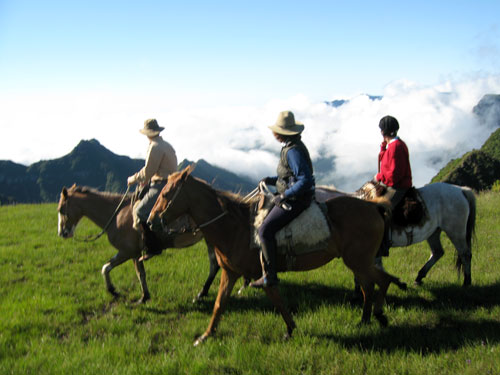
127,118,178,261
250,111,315,288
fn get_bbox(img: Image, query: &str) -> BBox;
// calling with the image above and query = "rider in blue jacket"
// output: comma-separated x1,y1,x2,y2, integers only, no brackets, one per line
250,111,315,288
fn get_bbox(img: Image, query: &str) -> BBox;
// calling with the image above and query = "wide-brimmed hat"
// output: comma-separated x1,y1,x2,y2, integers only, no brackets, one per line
268,111,304,135
140,119,164,137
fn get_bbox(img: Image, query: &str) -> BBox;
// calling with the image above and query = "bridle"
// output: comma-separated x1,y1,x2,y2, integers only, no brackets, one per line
157,178,228,235
60,186,130,242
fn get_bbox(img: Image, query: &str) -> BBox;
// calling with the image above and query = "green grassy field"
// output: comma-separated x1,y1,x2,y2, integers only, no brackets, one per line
1,193,499,374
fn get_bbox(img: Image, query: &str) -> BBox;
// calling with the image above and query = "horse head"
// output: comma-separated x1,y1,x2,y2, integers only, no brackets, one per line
148,165,194,231
57,184,83,238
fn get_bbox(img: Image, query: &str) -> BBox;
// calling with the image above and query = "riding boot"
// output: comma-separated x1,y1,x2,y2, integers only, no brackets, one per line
139,222,163,261
250,241,279,288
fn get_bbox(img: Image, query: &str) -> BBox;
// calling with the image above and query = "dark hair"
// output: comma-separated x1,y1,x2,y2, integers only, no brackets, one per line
273,132,301,143
379,115,399,137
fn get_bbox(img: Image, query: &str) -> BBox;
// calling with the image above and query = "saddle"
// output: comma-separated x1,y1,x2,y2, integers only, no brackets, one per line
390,187,426,227
253,194,331,269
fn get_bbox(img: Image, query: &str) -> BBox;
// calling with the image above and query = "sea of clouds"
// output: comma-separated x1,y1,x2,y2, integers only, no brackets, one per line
1,75,500,192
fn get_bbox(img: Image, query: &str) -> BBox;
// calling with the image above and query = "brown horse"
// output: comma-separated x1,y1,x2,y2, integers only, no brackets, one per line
57,184,220,303
148,166,407,345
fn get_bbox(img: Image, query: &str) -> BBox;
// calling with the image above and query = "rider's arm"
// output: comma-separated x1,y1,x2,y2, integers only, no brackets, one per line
283,148,314,199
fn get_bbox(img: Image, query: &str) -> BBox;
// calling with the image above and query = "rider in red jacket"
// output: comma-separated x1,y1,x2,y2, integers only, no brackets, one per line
374,115,413,256
375,115,412,208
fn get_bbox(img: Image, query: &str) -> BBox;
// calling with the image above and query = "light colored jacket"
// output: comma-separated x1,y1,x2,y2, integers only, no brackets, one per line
129,136,177,185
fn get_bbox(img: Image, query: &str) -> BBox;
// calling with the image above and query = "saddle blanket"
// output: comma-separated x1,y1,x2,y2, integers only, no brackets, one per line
253,201,331,256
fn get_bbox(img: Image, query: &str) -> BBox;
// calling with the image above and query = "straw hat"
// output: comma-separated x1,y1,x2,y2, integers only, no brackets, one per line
140,119,164,137
268,111,304,135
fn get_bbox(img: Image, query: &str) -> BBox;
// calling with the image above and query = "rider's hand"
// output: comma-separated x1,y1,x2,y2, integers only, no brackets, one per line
272,193,285,206
260,177,276,185
127,176,135,186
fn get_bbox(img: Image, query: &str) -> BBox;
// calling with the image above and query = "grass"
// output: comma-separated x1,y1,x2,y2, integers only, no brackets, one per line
1,192,499,374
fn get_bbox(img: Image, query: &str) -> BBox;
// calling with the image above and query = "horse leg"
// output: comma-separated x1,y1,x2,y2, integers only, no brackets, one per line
193,242,220,303
355,274,375,325
370,267,407,327
415,229,444,286
237,277,250,295
194,268,239,346
447,233,472,287
353,257,384,300
264,286,296,339
101,252,130,298
133,258,151,304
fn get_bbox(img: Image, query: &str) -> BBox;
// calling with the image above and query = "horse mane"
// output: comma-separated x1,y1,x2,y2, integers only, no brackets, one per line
69,185,132,202
187,175,258,221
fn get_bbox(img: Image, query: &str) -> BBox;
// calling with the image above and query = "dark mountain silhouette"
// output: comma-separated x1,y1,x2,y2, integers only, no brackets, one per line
472,94,500,129
0,139,257,204
178,159,256,194
325,94,382,108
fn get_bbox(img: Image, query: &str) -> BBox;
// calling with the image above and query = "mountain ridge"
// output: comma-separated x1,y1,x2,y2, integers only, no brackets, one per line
0,139,257,204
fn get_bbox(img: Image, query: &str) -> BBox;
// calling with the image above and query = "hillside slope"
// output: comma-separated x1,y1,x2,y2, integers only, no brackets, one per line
431,94,500,190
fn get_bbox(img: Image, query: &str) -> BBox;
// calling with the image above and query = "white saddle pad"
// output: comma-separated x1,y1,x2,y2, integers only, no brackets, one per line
253,201,331,255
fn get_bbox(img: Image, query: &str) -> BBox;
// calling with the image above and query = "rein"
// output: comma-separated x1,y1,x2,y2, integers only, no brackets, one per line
73,186,131,243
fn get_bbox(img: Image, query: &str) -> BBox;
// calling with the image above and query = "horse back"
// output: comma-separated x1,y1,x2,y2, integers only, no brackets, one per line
325,196,385,238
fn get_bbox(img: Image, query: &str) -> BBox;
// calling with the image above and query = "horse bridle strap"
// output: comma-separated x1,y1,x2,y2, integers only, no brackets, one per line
73,185,131,243
160,178,227,235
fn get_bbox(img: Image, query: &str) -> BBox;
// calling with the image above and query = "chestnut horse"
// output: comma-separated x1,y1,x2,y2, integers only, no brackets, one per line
57,184,220,303
148,166,407,345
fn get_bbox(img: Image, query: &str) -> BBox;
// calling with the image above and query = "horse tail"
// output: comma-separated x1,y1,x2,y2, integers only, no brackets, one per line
456,187,476,272
461,187,477,249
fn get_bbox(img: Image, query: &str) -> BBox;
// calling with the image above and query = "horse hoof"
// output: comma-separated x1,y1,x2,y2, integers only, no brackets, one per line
414,279,423,286
374,312,388,327
463,276,471,287
193,334,208,347
136,294,150,304
192,292,206,304
109,290,120,299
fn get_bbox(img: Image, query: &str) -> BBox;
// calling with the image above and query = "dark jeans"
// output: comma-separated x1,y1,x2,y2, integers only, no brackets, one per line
258,198,312,254
385,186,408,208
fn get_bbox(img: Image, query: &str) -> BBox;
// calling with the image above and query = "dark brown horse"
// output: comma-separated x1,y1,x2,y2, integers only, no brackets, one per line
148,166,407,345
57,184,220,303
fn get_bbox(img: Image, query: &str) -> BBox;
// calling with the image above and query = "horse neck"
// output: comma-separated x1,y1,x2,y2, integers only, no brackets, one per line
75,191,124,229
185,177,250,249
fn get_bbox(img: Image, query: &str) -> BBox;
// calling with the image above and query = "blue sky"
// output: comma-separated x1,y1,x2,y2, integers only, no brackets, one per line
1,1,498,100
1,1,500,189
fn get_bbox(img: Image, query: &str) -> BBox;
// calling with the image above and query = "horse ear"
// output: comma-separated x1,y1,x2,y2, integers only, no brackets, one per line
62,187,68,198
180,164,195,179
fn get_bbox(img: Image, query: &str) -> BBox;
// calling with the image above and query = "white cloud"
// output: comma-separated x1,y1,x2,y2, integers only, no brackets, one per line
1,75,499,191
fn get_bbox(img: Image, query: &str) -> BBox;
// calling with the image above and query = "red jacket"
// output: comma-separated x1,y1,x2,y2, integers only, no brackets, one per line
376,137,412,188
